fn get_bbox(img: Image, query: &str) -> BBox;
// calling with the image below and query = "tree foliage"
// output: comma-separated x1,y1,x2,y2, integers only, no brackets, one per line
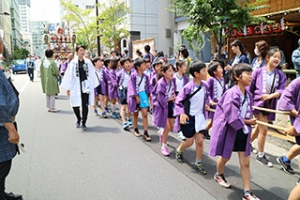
97,0,131,50
60,0,130,54
13,46,30,60
170,0,268,58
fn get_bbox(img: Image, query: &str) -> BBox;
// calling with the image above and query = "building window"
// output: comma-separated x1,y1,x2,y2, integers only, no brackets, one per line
86,5,94,9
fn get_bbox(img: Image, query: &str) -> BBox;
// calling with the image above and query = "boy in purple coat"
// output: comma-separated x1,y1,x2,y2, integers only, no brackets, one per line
152,63,176,156
107,58,120,119
174,61,210,175
276,77,300,184
204,62,226,140
210,63,259,200
117,58,133,130
249,49,287,167
127,58,151,141
92,57,108,118
103,58,111,113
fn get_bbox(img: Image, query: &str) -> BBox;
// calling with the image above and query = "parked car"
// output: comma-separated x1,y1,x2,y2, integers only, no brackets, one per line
12,59,27,74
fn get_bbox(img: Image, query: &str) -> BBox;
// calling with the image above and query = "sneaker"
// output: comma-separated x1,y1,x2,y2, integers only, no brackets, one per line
76,121,80,128
94,110,99,116
250,144,258,154
50,108,60,113
105,107,109,113
256,155,273,167
243,192,260,200
143,131,151,141
177,131,186,141
297,178,300,185
158,129,163,143
122,122,129,130
134,128,141,137
82,124,87,130
127,118,133,126
195,162,207,175
101,112,108,118
277,156,295,174
214,173,231,188
202,130,210,140
176,150,184,163
161,146,170,156
112,112,118,119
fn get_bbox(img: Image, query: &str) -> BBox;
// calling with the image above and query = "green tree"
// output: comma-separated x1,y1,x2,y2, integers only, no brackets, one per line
60,0,130,54
13,46,30,60
60,0,97,54
170,0,268,58
97,0,131,50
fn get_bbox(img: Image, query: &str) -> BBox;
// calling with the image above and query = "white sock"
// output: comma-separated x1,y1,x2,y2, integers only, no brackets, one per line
162,143,167,148
258,152,265,158
111,104,116,112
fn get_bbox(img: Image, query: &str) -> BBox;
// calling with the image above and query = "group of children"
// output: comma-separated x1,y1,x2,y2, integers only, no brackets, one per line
89,47,300,200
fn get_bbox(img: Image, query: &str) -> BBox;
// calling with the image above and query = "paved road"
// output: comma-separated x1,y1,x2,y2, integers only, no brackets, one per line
6,73,299,200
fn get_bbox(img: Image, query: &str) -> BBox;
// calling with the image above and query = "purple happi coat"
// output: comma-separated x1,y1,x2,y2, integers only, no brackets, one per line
209,85,253,158
249,66,286,120
150,71,158,94
107,69,119,99
173,79,210,132
278,77,300,134
152,77,175,127
127,71,151,112
95,68,108,96
205,76,226,119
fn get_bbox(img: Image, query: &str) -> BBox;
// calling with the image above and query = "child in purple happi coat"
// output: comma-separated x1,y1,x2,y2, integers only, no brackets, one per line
174,60,189,141
127,58,151,141
249,48,286,167
209,63,259,200
117,57,133,130
174,61,210,175
103,58,111,113
107,58,120,119
204,61,226,139
149,58,162,113
276,77,300,184
92,57,108,118
152,63,176,156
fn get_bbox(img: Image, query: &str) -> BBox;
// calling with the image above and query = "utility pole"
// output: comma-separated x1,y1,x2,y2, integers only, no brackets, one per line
96,0,101,57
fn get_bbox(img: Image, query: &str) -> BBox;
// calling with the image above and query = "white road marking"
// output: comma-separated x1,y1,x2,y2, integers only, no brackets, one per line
19,79,29,93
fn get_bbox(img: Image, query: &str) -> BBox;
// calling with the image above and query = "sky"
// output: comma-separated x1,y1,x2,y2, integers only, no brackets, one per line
30,0,61,23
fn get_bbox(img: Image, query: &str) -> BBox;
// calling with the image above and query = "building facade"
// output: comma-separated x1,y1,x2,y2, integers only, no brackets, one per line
10,0,22,47
31,21,48,57
0,0,13,58
124,0,174,57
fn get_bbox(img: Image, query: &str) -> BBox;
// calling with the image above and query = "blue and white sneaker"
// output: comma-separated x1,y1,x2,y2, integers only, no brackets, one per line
122,122,129,130
94,110,99,116
105,106,110,113
127,118,133,126
101,112,108,118
112,112,118,119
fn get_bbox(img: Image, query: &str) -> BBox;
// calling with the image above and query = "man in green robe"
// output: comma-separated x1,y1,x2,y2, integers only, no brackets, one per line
40,49,60,112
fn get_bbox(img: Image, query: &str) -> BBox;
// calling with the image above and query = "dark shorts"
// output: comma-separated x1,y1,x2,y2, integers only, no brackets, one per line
233,129,248,152
118,88,128,105
168,101,175,118
261,101,270,116
181,116,205,138
95,85,104,96
295,136,300,145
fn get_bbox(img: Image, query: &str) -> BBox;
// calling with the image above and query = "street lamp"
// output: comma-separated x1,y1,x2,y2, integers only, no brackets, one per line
0,12,10,16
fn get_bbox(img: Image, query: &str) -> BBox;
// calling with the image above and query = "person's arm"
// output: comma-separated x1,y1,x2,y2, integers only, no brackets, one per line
3,122,19,144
